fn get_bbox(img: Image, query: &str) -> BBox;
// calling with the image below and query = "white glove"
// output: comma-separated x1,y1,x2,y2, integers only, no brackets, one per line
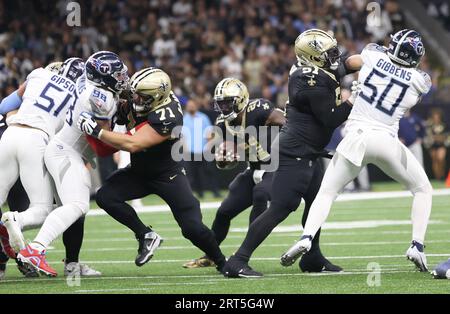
77,112,102,138
348,80,362,104
252,169,266,185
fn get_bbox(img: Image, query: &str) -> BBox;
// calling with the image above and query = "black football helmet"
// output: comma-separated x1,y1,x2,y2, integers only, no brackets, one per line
58,57,85,83
85,51,129,94
387,29,425,68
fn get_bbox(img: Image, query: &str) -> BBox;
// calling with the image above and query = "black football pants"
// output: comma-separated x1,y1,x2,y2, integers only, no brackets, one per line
233,153,325,262
211,169,273,245
0,180,85,264
96,166,226,267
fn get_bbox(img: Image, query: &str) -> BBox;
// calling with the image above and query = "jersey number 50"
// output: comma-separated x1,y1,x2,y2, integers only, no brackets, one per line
360,68,409,116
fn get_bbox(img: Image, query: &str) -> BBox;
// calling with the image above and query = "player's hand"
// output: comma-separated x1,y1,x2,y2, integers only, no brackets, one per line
348,80,362,104
77,112,102,138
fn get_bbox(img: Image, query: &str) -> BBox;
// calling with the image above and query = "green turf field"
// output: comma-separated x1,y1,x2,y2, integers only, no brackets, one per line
1,181,449,294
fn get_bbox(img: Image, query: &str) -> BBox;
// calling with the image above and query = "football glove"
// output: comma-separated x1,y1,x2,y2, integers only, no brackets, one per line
348,80,362,104
77,112,102,138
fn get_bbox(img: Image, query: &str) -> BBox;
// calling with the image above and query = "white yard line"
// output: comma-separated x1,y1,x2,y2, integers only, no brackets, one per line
86,189,450,216
1,268,415,285
46,239,450,254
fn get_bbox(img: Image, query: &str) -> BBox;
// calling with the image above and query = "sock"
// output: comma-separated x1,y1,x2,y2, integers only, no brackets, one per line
411,191,431,245
63,216,85,263
211,212,231,245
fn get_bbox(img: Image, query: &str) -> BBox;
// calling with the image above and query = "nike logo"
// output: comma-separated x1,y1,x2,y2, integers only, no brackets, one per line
169,174,178,180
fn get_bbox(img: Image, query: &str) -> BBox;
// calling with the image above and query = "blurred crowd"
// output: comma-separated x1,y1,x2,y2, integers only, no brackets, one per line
0,0,449,187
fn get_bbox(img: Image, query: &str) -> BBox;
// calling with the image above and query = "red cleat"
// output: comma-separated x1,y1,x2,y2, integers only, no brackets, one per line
17,245,57,277
0,223,16,259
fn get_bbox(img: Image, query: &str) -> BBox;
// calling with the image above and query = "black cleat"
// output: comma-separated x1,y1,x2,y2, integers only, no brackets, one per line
299,249,343,273
16,259,39,278
135,231,163,267
222,256,263,278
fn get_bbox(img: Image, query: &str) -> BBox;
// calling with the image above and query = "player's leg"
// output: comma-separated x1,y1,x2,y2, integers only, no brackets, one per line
183,170,254,268
223,155,311,277
0,128,20,210
96,167,152,237
281,152,362,267
368,134,432,271
155,169,226,270
14,129,54,232
62,216,101,277
17,142,91,276
298,160,342,272
96,167,161,267
212,169,254,245
248,171,272,223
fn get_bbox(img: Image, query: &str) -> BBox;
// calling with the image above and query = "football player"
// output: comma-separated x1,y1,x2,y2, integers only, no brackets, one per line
282,29,433,272
0,61,102,278
222,29,361,278
183,78,286,268
77,67,226,270
6,51,128,277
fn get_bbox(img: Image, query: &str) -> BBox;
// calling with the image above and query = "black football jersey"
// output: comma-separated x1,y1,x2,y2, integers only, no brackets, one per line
279,62,351,159
0,113,6,138
215,98,276,169
127,93,184,176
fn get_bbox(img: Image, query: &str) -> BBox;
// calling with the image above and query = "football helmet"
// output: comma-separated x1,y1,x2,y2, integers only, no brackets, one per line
58,57,85,83
44,61,63,73
294,29,341,70
129,67,172,116
213,78,249,122
85,51,129,94
387,29,425,68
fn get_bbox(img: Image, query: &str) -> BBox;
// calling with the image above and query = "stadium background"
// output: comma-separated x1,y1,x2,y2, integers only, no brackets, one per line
1,0,449,189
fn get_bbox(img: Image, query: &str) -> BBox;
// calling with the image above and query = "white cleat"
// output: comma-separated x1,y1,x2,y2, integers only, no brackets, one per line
406,242,428,272
280,236,312,267
64,261,102,277
1,212,25,252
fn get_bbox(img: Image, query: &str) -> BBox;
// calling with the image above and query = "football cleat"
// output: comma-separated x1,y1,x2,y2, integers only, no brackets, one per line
432,258,450,279
406,241,428,272
17,244,57,277
183,256,216,268
222,256,263,278
16,259,39,278
299,249,343,273
280,235,312,267
135,231,163,267
1,211,25,252
64,261,102,277
0,222,17,259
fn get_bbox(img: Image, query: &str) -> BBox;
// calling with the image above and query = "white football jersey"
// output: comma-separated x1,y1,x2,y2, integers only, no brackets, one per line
7,68,77,137
55,74,118,159
347,44,431,135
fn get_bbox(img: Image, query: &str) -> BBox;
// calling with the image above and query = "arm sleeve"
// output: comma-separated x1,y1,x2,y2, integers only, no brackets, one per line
0,90,22,115
305,87,353,129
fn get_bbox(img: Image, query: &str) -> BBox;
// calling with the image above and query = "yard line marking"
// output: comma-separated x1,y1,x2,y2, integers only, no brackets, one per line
231,220,443,233
86,189,450,216
46,239,450,254
0,268,428,284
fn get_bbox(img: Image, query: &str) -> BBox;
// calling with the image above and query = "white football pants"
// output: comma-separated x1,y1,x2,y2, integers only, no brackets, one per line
0,126,54,229
32,137,91,248
303,129,432,244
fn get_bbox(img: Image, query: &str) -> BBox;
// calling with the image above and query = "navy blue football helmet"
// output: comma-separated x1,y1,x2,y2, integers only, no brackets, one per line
85,51,129,94
58,57,85,83
387,29,425,68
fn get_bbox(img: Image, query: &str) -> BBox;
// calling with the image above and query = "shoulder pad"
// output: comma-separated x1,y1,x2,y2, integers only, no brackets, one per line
86,87,117,120
364,43,387,53
26,67,47,81
416,70,432,94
